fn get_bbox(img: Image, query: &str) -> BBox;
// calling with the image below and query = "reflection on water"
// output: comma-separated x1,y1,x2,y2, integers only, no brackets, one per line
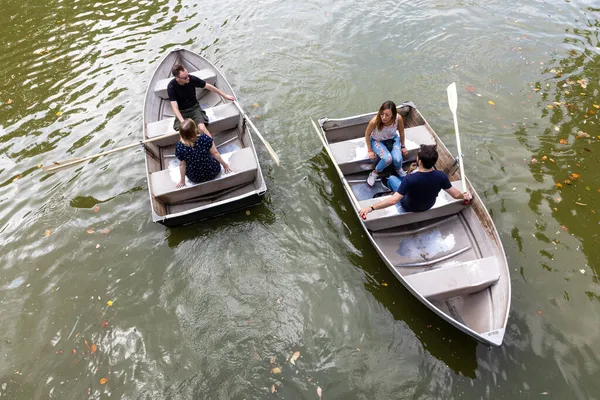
0,0,600,398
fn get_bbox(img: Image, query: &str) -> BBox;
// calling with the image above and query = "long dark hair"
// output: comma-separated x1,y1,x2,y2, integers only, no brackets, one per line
375,101,397,131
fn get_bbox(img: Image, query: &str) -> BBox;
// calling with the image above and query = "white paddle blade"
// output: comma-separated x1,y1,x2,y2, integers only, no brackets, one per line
447,82,458,114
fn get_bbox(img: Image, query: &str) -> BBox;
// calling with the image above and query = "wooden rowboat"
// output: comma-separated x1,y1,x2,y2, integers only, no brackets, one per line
312,102,511,346
143,49,267,226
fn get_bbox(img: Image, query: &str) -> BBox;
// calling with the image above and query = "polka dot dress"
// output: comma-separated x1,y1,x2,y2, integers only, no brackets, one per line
175,134,221,183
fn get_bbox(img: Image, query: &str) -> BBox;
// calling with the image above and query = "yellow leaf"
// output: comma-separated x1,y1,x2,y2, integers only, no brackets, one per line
381,281,388,287
570,173,580,180
55,111,63,116
271,384,276,393
245,210,250,215
555,183,563,189
91,344,97,354
269,356,277,364
488,101,495,105
252,103,260,108
564,90,570,95
547,105,553,109
12,174,22,182
271,367,282,374
45,229,52,237
593,104,600,109
107,300,113,307
289,351,300,365
87,228,95,234
99,378,108,385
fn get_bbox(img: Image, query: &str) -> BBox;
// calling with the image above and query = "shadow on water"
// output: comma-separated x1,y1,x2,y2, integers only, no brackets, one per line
311,151,480,379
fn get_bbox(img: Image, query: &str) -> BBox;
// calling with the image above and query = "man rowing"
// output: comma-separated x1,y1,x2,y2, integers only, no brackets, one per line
168,64,235,136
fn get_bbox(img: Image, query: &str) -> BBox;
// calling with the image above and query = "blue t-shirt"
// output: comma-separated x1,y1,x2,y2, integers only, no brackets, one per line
175,134,221,183
397,170,452,212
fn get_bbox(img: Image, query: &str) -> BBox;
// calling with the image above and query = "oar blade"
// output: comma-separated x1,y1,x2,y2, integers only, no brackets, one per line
446,82,458,114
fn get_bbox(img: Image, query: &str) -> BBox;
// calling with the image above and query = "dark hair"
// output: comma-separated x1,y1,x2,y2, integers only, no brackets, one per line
417,144,438,169
179,119,198,146
172,64,185,77
375,101,397,131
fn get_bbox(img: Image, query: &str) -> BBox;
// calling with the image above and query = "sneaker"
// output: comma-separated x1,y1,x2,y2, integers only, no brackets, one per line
396,168,407,177
367,171,377,187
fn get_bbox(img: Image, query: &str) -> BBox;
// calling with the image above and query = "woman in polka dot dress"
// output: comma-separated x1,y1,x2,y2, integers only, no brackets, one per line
175,119,232,188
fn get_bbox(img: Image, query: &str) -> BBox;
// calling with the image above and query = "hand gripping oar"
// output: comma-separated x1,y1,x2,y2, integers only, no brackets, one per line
446,82,469,204
233,101,280,167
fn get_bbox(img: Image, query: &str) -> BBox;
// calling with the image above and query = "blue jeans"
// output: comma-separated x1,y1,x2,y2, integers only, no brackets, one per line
371,134,403,173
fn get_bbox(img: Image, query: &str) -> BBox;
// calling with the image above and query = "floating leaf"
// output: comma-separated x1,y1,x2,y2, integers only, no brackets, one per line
317,386,323,399
102,320,109,328
91,344,97,354
106,300,113,307
381,281,388,287
95,243,100,249
271,367,281,374
13,174,22,182
575,202,587,206
290,351,300,365
465,85,475,93
531,157,538,164
6,99,13,104
45,229,52,237
555,183,563,189
576,131,590,138
99,378,108,385
488,100,495,105
271,384,276,393
245,210,250,215
559,139,567,144
55,111,63,116
252,103,260,108
93,205,100,212
103,228,110,235
546,105,553,109
594,104,600,109
561,225,568,232
72,348,77,354
87,228,95,234
569,173,580,180
269,356,277,364
542,156,547,161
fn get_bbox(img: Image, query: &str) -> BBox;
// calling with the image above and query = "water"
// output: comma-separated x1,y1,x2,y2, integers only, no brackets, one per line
0,0,599,398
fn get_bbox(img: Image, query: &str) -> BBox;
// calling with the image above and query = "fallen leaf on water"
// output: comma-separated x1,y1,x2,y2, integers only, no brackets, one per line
317,386,323,399
555,183,563,189
252,103,260,108
577,131,590,138
271,367,281,374
531,157,538,164
580,269,586,274
569,173,580,180
269,356,277,364
84,340,89,349
99,378,108,385
102,320,109,328
575,202,587,206
56,349,63,354
290,351,300,365
541,392,549,396
245,210,250,215
561,225,568,232
564,179,571,185
381,281,388,287
488,100,495,106
542,156,547,161
107,300,113,307
465,85,475,93
546,105,553,109
6,99,13,104
93,205,100,212
45,229,52,237
72,348,77,354
87,228,95,234
55,111,63,116
559,139,567,144
538,310,543,315
549,158,555,163
594,104,600,109
13,174,22,182
271,384,276,393
95,244,100,249
103,228,110,235
584,148,592,152
91,344,97,354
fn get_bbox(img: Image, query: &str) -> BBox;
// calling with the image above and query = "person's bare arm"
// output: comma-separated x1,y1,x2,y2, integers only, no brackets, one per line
170,101,185,124
209,143,232,172
365,118,377,160
359,192,403,219
205,83,236,101
176,160,186,188
398,115,408,156
445,186,472,201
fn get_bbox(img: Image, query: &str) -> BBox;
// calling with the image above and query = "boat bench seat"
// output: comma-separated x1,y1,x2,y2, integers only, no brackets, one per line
404,257,501,300
149,147,257,204
154,69,217,100
359,180,467,231
329,125,437,175
146,103,240,147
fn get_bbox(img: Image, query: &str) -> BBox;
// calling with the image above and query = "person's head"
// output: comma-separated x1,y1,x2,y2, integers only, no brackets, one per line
179,119,198,145
376,101,397,130
417,144,438,169
172,64,190,84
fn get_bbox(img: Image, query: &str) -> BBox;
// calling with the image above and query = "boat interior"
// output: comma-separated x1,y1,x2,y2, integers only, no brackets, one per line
318,103,509,344
143,50,265,221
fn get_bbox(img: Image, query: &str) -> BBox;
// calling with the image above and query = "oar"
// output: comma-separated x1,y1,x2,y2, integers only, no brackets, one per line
42,134,174,174
233,101,280,167
446,82,468,199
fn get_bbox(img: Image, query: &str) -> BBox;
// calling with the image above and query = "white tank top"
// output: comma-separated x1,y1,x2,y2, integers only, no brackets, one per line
371,118,398,141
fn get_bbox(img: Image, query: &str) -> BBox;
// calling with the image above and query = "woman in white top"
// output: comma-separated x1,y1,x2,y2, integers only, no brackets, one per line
365,101,409,186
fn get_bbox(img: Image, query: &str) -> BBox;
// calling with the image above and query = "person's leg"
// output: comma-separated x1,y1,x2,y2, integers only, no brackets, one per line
371,138,392,173
386,175,402,192
391,134,403,171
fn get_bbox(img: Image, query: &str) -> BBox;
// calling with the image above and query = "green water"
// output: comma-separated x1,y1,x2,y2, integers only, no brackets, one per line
0,0,599,398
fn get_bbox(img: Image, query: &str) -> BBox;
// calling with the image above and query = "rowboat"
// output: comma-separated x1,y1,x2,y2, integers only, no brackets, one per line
312,102,511,346
143,48,267,226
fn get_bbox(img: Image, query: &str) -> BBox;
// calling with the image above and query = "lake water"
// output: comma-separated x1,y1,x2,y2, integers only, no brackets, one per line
0,0,599,398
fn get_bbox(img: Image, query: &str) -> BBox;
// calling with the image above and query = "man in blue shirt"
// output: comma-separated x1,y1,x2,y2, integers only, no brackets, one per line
168,64,235,136
359,144,471,218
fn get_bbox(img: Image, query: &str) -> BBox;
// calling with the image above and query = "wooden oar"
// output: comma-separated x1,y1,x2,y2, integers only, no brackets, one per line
446,82,468,195
42,134,174,174
233,101,280,167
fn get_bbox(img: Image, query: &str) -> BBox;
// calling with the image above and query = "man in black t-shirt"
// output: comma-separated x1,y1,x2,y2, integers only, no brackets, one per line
168,64,235,135
359,145,472,219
